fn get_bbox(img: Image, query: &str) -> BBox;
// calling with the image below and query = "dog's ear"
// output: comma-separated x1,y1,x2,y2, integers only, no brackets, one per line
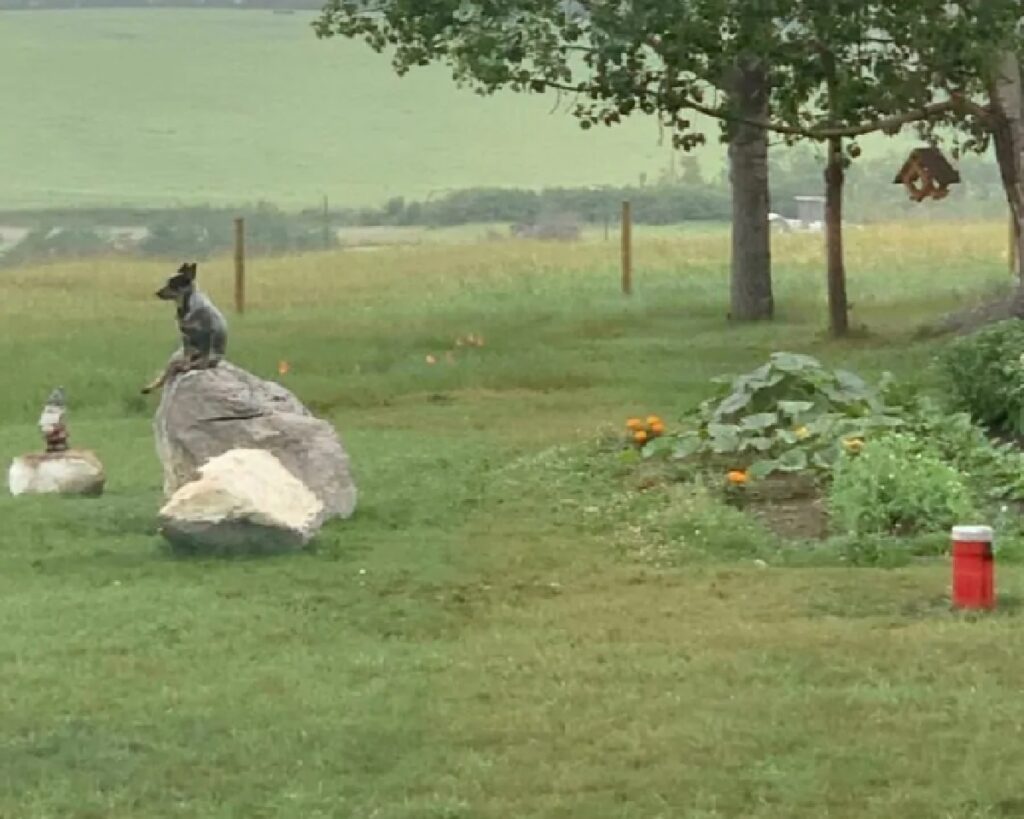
183,263,197,281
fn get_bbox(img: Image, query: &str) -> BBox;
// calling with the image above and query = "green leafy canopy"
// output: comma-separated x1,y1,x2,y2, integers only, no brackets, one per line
315,1,1023,154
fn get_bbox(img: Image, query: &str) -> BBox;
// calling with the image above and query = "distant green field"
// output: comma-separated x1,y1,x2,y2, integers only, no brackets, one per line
0,9,924,212
0,9,687,210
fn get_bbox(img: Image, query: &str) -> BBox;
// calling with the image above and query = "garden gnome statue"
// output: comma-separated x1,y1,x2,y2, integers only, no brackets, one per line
39,386,69,452
7,387,105,497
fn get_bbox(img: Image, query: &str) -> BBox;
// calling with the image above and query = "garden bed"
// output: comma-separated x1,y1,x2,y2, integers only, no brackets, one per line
737,474,829,540
633,345,1024,553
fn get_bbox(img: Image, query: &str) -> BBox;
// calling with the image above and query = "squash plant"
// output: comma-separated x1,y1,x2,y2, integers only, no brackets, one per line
645,353,903,479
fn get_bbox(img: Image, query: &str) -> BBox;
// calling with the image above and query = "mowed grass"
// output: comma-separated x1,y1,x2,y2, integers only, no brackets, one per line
2,222,1024,817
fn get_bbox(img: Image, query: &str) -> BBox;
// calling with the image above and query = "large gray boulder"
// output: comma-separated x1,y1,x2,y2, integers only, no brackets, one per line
154,361,356,520
159,448,324,554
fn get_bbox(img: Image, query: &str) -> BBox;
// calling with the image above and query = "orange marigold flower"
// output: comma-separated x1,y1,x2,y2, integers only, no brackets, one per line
727,470,748,485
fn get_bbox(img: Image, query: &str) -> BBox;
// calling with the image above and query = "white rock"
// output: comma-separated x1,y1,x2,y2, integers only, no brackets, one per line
8,450,105,497
158,448,325,554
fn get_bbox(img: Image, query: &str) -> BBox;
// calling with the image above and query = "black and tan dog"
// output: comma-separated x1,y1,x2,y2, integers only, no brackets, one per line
141,262,228,394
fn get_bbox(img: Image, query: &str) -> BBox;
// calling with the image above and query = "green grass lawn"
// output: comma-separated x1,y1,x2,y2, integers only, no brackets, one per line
2,222,1023,817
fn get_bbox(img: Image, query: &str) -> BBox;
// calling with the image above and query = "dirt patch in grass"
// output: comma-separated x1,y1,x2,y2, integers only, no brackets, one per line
740,473,829,541
750,496,829,540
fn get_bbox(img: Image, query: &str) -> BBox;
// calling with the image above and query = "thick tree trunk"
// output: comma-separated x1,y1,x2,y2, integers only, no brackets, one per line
987,52,1024,283
727,61,773,321
824,136,849,337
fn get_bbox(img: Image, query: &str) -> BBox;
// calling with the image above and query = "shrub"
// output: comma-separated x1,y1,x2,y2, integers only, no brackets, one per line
939,320,1024,436
3,227,110,265
140,221,216,258
898,396,1024,503
139,205,336,259
829,433,977,537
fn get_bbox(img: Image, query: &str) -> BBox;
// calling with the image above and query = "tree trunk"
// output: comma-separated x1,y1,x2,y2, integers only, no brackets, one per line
824,136,849,337
727,61,773,321
987,51,1024,283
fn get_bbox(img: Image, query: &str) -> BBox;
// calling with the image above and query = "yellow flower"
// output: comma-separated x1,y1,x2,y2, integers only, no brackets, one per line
626,418,645,432
727,470,749,486
843,437,865,453
795,426,810,440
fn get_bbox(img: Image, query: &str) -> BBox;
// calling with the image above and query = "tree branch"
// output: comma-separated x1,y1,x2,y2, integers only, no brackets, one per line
513,79,991,142
681,97,989,140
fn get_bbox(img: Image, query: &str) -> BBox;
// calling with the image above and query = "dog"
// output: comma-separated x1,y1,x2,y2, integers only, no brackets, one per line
141,262,228,394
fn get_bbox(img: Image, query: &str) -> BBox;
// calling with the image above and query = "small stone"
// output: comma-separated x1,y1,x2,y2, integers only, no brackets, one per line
8,450,105,497
158,448,325,555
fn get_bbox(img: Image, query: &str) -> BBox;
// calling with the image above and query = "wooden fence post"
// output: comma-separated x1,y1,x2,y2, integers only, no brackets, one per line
234,217,245,314
621,200,632,296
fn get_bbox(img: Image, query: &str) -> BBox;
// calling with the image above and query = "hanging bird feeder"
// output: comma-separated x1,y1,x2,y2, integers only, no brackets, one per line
893,147,961,202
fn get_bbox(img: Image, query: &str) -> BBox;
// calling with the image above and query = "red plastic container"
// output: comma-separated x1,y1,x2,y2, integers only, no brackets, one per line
951,525,995,610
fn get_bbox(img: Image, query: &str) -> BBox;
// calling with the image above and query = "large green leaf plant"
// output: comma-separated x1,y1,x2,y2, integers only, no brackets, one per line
646,352,903,480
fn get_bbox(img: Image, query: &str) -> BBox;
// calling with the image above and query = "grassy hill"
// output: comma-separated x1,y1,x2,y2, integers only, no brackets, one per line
0,9,687,210
0,9,927,213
